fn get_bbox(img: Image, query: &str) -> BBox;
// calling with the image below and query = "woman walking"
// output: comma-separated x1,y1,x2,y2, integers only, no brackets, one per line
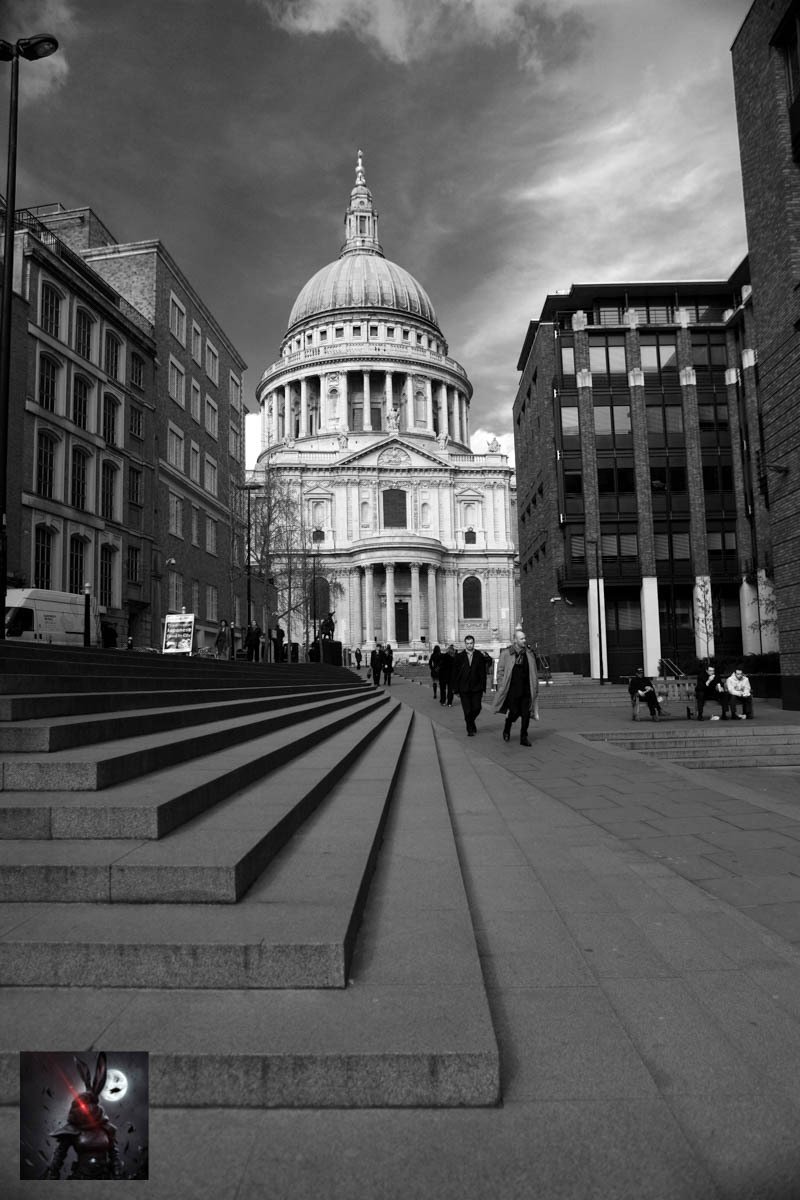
214,619,232,661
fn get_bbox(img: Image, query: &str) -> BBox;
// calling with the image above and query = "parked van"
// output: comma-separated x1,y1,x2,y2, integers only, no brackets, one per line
4,589,101,647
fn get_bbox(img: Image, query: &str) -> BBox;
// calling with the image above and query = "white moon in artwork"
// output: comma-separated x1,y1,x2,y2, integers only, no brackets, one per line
101,1069,128,1102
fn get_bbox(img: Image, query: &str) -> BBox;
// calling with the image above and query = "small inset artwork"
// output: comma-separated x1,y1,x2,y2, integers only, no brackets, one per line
19,1050,149,1180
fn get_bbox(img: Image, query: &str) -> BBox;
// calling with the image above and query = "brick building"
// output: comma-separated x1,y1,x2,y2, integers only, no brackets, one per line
732,1,800,707
34,205,248,650
514,273,775,682
3,208,158,646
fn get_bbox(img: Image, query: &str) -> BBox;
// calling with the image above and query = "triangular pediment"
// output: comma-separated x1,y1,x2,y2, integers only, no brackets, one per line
334,435,453,470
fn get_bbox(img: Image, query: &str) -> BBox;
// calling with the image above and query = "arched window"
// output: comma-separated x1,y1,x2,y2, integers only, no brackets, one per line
72,375,90,429
68,535,87,595
464,502,476,527
420,502,430,527
99,544,116,608
34,526,54,589
104,332,121,380
312,500,325,527
71,447,89,511
383,488,407,529
360,500,370,526
40,282,62,339
414,390,426,424
39,355,59,411
36,432,57,499
100,461,117,521
75,309,94,360
463,575,482,619
102,394,119,444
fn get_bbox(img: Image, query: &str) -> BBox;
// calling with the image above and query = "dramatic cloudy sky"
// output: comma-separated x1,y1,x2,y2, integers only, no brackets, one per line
6,0,753,465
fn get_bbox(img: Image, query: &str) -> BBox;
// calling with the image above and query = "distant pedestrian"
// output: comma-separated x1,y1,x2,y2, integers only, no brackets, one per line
354,646,362,671
726,665,753,719
382,643,394,686
429,644,442,699
453,635,488,737
245,621,262,663
370,644,384,687
214,619,232,661
493,626,539,745
438,644,456,706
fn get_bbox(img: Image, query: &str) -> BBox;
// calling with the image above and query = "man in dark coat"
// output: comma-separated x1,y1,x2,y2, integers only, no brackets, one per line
245,621,262,662
370,644,384,687
438,644,456,706
453,635,487,736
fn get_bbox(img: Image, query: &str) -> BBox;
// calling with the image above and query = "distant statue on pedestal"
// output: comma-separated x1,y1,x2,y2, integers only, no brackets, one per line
320,612,336,640
437,431,450,451
386,406,400,432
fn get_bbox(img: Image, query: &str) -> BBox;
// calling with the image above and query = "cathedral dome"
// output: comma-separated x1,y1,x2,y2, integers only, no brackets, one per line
285,150,441,337
287,253,440,332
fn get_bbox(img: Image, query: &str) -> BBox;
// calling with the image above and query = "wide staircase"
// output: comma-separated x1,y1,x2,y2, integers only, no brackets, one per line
582,723,800,768
0,643,499,1109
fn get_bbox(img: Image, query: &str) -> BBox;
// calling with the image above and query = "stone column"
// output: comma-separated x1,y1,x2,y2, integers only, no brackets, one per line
425,378,434,433
272,391,280,443
452,388,462,443
402,375,412,431
427,566,438,644
384,562,396,645
300,377,308,438
283,383,292,440
351,567,363,645
410,562,421,644
439,382,449,437
640,577,661,678
341,370,349,432
739,578,760,657
587,576,608,681
693,574,714,660
364,564,375,644
363,371,372,431
385,371,393,426
462,396,469,445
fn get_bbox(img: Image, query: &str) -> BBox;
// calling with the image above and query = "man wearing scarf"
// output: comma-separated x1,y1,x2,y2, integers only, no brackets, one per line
493,626,540,746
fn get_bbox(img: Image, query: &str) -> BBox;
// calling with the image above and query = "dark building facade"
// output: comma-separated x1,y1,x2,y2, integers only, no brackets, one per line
514,275,775,682
732,1,800,707
34,205,248,650
2,203,247,650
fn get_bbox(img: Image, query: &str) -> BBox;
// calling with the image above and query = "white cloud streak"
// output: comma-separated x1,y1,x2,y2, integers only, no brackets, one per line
257,0,583,66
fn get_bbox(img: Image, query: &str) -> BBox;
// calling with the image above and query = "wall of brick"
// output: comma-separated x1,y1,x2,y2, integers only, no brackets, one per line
733,0,800,702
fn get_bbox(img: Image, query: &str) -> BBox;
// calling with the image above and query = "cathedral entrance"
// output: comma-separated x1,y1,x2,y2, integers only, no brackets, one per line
395,600,409,644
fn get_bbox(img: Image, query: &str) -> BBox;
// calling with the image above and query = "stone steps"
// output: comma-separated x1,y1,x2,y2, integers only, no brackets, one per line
582,725,800,768
0,651,499,1108
0,689,376,792
0,683,326,723
0,684,362,752
0,693,390,840
0,700,402,904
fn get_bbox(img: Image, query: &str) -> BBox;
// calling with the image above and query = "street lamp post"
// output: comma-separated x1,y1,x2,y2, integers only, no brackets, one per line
246,484,252,626
0,33,59,639
586,537,605,685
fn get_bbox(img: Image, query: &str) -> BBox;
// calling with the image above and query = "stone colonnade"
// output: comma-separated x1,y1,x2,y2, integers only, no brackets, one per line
321,560,513,649
261,368,470,445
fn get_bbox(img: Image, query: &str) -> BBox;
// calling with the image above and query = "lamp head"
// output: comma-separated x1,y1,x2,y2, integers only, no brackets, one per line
18,34,59,60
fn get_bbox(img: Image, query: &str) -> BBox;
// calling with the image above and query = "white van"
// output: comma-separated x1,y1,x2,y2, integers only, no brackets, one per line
4,589,101,647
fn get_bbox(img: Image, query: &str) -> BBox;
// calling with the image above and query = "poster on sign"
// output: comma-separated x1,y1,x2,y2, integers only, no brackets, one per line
162,612,195,654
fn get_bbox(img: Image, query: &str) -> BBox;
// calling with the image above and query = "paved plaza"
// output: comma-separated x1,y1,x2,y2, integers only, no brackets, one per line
4,675,800,1198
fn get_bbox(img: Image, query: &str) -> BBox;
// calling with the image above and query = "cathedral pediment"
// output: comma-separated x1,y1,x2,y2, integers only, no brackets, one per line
333,436,453,471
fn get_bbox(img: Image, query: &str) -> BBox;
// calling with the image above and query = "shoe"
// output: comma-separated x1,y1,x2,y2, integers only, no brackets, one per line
711,715,720,721
520,737,531,746
503,730,510,742
737,714,746,720
467,730,474,737
447,703,452,707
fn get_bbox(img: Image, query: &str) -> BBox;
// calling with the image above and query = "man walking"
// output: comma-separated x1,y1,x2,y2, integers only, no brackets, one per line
453,635,487,736
370,643,384,687
493,626,539,745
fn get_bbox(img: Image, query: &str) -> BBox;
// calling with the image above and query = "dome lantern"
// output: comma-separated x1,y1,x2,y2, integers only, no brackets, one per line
341,149,383,258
